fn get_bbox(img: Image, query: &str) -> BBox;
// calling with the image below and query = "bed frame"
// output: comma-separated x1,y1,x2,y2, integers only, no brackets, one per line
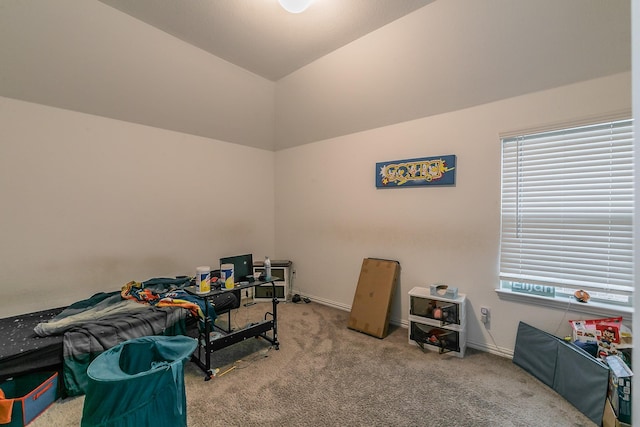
0,287,241,395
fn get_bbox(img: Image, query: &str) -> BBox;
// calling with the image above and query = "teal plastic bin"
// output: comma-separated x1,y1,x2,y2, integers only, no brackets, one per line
80,335,196,427
0,372,58,427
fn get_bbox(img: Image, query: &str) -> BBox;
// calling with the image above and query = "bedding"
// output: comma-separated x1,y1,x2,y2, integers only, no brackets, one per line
61,305,188,396
1,277,240,396
0,307,66,381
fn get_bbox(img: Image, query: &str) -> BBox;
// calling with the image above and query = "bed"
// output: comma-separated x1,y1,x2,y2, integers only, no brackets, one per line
0,307,66,381
0,277,239,396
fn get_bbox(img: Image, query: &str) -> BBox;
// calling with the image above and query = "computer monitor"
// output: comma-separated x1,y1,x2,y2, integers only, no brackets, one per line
219,254,254,283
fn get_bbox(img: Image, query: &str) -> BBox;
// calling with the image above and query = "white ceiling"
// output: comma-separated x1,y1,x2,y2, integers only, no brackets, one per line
0,0,631,150
98,0,435,81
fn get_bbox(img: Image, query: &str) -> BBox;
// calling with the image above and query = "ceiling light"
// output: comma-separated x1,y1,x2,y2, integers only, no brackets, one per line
278,0,313,14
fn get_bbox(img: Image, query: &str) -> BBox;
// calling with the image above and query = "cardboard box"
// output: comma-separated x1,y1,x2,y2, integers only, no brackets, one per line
606,355,633,425
348,258,400,338
569,317,632,344
0,372,58,427
569,317,622,344
597,322,633,360
603,397,632,427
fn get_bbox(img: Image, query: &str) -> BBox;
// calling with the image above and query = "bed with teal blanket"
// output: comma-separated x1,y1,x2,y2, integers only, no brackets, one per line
0,277,239,396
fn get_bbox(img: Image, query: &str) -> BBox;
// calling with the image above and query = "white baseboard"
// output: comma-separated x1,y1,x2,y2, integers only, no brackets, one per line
467,340,513,359
300,294,351,312
299,293,514,359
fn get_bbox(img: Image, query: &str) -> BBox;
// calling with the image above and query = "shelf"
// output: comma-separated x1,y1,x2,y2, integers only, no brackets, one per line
408,286,466,358
408,314,464,332
207,319,275,351
186,279,280,379
253,262,291,302
410,322,462,354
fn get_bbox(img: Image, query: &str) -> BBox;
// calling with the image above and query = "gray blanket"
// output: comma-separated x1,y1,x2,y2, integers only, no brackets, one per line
62,306,188,396
33,279,197,396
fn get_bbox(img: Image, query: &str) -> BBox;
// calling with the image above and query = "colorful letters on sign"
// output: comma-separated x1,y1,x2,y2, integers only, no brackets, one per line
376,155,456,188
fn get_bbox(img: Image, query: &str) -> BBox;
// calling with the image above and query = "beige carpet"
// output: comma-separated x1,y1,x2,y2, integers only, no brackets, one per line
30,301,596,427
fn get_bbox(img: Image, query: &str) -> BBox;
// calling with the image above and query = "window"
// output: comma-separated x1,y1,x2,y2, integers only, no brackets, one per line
500,119,634,307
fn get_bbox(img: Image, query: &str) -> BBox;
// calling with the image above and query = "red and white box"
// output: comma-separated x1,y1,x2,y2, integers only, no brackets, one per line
569,316,632,360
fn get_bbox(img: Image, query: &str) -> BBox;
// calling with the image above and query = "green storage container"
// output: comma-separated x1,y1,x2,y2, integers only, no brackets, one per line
81,335,196,427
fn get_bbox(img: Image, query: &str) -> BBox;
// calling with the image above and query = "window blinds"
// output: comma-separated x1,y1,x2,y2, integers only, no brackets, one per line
500,119,634,296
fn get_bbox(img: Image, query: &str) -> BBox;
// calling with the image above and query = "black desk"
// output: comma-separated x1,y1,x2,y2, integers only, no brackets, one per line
185,279,280,380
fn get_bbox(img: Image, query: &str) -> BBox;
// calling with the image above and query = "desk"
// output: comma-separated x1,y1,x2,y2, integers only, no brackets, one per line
185,279,280,380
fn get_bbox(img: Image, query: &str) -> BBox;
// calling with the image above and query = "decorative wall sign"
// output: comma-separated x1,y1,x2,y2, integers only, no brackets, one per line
512,282,556,298
376,155,456,188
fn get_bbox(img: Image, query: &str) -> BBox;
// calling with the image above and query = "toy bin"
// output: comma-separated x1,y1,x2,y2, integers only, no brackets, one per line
0,372,58,427
81,335,197,427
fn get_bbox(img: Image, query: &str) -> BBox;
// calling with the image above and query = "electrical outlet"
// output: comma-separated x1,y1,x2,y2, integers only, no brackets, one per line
480,306,490,324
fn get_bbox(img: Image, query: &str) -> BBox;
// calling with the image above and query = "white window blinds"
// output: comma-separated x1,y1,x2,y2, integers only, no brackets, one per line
500,119,634,296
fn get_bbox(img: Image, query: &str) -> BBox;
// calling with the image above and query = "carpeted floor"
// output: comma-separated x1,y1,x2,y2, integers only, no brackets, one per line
31,301,596,426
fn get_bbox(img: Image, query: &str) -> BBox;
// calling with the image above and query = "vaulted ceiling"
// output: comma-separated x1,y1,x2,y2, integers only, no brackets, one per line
0,1,631,150
97,0,435,81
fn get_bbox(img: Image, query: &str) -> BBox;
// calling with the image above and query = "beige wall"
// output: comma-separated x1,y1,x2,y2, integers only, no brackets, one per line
0,1,632,358
0,75,631,355
275,0,630,150
0,97,275,317
632,0,639,420
275,72,631,354
0,0,275,150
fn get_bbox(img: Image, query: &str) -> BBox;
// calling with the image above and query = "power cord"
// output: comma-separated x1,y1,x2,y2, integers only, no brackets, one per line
213,346,273,377
553,298,573,338
236,346,272,368
484,327,512,358
483,297,573,357
243,288,255,307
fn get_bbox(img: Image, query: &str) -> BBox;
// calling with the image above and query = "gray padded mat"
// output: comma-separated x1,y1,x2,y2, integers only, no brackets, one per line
513,321,609,426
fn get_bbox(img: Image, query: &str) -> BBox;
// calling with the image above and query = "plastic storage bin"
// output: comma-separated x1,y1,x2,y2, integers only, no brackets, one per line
0,371,58,427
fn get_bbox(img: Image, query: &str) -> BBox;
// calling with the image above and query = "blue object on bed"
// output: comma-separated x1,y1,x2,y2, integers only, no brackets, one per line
512,321,609,426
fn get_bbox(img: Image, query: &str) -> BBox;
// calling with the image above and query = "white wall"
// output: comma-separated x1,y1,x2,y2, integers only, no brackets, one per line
275,72,631,355
632,0,639,419
0,97,275,317
0,1,632,360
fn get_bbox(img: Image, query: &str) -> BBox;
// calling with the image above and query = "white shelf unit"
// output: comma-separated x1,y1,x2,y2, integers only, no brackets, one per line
408,286,466,358
253,260,292,302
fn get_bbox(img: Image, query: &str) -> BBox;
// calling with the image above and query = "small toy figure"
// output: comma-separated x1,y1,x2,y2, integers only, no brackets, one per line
601,326,617,346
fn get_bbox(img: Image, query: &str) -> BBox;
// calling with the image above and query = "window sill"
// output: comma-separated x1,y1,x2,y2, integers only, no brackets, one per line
495,289,633,320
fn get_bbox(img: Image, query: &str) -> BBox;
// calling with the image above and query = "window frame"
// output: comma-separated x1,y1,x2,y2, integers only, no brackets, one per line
498,117,634,311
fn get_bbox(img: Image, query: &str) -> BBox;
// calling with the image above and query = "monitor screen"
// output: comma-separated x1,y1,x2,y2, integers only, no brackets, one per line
219,254,254,283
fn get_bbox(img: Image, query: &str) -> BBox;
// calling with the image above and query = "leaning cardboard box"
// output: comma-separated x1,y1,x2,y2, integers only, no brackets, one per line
348,258,400,339
0,372,58,427
605,355,632,426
